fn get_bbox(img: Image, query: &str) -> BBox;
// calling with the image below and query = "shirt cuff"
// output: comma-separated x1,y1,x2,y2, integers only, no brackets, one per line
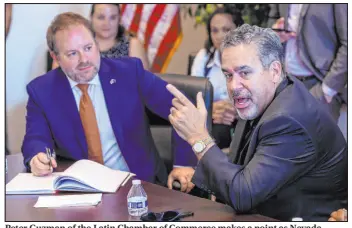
322,83,338,97
173,165,194,168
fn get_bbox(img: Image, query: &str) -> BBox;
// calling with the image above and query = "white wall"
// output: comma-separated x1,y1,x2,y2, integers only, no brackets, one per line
6,4,91,153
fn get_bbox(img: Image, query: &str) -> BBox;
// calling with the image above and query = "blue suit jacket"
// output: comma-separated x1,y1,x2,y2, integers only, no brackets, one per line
22,57,192,183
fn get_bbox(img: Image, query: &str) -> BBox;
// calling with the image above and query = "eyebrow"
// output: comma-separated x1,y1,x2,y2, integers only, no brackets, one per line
84,43,93,48
222,65,252,73
64,43,93,54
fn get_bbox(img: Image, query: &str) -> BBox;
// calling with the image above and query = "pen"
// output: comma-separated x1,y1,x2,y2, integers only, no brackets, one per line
46,147,53,170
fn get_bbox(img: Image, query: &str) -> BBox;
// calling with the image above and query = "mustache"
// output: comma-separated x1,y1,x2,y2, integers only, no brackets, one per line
231,89,251,99
77,62,93,69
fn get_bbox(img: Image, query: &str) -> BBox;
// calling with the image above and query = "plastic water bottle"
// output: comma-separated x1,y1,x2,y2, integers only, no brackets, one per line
127,179,148,217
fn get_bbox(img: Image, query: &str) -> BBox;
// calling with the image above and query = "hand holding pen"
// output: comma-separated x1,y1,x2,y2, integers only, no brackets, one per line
29,148,57,176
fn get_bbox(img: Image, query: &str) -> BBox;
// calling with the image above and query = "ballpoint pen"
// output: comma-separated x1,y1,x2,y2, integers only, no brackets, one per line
45,147,53,170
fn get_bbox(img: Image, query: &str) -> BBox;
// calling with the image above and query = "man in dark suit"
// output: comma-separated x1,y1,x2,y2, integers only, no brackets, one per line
268,4,347,121
22,12,191,185
166,24,347,221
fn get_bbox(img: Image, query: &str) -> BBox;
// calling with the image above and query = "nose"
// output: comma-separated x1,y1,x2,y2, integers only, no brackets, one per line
228,75,243,91
102,18,109,27
78,51,88,63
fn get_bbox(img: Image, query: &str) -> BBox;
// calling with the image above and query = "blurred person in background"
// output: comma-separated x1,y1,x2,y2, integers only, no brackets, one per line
5,3,13,155
5,3,12,39
90,4,149,69
191,7,244,149
268,4,347,122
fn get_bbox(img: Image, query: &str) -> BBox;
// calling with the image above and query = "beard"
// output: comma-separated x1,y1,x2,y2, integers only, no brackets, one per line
229,88,259,120
64,61,99,83
235,101,259,120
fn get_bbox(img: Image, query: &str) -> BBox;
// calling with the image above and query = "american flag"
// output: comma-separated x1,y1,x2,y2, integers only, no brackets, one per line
120,4,183,73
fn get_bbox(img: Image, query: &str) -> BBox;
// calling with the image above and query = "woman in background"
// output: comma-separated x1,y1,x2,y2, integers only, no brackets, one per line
191,7,244,149
51,4,149,70
90,4,149,69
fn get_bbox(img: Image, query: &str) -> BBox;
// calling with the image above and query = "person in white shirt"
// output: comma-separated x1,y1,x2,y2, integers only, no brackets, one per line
191,7,244,149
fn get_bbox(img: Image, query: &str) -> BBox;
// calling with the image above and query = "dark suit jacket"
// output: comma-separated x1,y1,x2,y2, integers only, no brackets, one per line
192,76,347,221
267,4,347,102
22,57,192,185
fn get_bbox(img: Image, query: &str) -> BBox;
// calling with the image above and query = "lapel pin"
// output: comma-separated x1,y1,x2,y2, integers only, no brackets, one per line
110,79,116,85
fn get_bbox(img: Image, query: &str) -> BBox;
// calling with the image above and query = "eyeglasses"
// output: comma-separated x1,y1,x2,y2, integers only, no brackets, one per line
140,210,194,222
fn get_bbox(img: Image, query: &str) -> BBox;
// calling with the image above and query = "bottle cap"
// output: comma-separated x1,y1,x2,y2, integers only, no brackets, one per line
291,217,303,221
132,179,141,185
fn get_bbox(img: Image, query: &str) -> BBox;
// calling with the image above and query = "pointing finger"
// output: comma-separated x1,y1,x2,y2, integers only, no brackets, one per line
166,84,193,107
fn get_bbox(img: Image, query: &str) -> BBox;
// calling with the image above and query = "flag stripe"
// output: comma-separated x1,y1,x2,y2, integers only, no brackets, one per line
143,4,167,50
120,4,136,30
120,4,182,73
152,10,182,72
129,4,144,34
148,4,178,66
120,4,126,15
136,4,156,45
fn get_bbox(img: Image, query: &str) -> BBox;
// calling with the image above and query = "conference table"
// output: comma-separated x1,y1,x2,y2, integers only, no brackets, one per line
5,154,277,221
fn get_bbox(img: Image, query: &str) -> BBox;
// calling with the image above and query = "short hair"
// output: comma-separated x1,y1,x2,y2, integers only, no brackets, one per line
47,12,95,54
220,24,285,74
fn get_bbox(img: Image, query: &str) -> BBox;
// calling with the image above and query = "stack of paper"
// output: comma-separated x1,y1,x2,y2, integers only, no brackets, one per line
34,193,102,208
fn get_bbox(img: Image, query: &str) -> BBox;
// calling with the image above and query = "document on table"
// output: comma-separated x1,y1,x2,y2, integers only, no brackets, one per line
34,193,102,208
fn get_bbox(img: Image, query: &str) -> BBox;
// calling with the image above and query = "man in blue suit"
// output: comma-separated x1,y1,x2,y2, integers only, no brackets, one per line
22,12,189,184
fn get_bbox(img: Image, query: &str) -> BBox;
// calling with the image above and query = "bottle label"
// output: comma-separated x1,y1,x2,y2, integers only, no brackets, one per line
128,200,148,209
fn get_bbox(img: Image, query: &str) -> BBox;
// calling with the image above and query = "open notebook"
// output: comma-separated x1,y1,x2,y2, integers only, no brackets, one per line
6,159,134,194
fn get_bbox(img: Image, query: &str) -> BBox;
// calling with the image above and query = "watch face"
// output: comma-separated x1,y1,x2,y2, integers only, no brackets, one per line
193,142,205,153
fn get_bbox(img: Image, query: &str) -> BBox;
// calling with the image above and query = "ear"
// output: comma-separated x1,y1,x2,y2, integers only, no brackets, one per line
50,51,58,62
269,61,282,84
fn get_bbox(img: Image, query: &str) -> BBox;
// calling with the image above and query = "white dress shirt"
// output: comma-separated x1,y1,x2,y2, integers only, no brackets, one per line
66,74,130,171
285,4,313,77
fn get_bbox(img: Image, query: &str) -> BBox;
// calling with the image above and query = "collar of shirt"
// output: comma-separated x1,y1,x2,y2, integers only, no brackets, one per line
66,73,101,90
206,49,221,69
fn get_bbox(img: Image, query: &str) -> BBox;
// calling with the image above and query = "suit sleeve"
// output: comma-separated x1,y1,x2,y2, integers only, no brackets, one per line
192,115,317,212
21,84,54,170
134,58,195,166
322,4,347,93
135,58,173,120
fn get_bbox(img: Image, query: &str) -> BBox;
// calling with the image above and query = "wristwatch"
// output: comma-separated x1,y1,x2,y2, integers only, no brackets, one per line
192,137,214,154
